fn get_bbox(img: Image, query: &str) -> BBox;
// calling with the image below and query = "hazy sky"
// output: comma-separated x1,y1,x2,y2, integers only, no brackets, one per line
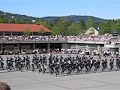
0,0,120,19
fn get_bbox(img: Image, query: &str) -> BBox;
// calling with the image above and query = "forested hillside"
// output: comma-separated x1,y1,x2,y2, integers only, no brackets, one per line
0,10,120,35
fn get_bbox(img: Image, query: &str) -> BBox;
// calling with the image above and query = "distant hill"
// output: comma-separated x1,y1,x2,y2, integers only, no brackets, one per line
0,10,39,23
0,10,106,23
41,15,105,22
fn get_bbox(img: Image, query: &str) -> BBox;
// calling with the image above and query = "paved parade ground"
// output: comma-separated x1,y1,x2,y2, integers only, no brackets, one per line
0,69,120,90
0,54,120,90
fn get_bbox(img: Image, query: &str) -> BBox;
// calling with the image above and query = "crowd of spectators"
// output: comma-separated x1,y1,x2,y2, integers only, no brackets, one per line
0,48,119,58
0,34,114,42
0,35,66,42
67,35,113,42
0,48,102,56
0,34,119,56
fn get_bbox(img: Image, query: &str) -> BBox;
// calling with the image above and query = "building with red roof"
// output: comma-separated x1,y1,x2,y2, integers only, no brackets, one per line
0,23,51,35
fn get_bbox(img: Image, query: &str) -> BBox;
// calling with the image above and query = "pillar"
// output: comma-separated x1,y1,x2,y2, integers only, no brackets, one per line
17,44,20,50
119,47,120,54
47,43,51,55
86,45,89,50
97,45,100,51
47,43,50,50
17,43,20,54
33,43,36,50
62,43,69,49
2,42,4,54
1,43,3,52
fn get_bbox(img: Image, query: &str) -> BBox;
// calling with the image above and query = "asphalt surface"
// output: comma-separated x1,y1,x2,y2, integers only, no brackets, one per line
0,54,120,90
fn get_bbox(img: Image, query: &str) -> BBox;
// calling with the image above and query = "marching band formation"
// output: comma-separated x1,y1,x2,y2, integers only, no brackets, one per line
0,54,120,77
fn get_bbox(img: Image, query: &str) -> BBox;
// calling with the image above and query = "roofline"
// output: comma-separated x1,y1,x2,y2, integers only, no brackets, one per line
0,23,51,33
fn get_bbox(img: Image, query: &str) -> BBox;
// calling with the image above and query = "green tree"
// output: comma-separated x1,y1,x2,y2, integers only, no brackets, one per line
15,18,25,24
110,19,116,32
51,25,61,35
0,18,8,23
86,17,94,29
10,18,15,23
79,20,87,33
67,21,85,35
115,19,120,33
51,17,68,35
38,29,45,35
0,18,4,23
36,21,53,30
23,28,31,36
99,20,111,34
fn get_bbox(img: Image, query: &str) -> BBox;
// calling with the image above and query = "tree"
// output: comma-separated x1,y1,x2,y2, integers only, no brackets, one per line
15,18,25,24
51,25,61,35
115,19,120,33
67,21,85,35
99,20,111,34
36,21,53,30
110,19,116,32
86,17,95,29
0,18,4,23
23,28,31,36
38,29,45,35
51,17,68,35
0,18,8,23
78,20,87,33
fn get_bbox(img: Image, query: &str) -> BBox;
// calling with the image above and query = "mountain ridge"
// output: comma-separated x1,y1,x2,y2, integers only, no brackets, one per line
0,10,106,23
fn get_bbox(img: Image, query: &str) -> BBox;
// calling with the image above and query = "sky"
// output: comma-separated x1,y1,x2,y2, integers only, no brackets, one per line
0,0,120,19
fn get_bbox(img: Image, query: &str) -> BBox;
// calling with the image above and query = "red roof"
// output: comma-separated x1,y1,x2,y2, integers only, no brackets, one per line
0,23,51,33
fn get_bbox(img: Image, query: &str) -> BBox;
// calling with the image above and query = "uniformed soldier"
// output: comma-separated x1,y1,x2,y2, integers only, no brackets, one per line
109,59,114,71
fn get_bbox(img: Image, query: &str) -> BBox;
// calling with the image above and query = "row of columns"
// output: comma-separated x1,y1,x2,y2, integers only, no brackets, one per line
1,43,118,53
0,43,51,51
86,45,101,51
